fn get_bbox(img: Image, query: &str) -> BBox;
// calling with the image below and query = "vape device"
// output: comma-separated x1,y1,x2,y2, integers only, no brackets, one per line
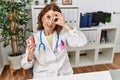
30,36,35,44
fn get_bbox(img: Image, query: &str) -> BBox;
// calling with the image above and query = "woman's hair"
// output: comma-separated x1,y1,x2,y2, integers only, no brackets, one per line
37,4,62,34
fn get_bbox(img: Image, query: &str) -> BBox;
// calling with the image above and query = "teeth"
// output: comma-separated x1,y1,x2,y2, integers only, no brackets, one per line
48,25,52,28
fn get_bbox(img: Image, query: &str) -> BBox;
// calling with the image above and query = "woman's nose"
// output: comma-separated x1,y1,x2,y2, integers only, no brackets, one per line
49,19,54,25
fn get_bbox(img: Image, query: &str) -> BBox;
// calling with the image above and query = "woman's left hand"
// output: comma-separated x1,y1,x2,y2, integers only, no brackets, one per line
53,11,65,27
53,11,73,31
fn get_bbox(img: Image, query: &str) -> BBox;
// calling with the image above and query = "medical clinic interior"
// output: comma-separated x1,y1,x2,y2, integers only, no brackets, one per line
0,0,120,80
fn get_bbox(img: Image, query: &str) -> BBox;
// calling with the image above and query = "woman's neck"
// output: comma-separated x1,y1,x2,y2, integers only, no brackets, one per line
44,30,53,36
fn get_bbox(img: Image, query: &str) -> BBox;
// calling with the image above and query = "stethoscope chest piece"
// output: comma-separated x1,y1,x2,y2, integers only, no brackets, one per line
54,48,59,56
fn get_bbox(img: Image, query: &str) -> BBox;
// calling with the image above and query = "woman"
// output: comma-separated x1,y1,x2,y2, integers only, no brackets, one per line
21,4,87,78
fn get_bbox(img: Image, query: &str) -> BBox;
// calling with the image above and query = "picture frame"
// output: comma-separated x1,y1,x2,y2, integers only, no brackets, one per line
62,0,72,5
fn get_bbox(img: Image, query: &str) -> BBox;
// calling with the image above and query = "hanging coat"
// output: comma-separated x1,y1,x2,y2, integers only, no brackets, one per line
21,28,87,78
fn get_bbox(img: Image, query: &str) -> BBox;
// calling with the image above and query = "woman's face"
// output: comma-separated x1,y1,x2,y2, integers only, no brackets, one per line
42,10,56,32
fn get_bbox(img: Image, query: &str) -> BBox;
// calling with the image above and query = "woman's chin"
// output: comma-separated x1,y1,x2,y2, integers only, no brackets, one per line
47,27,54,30
46,28,53,32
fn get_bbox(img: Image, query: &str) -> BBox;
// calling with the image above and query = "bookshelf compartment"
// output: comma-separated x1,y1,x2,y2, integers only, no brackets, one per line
78,49,95,66
100,28,116,44
68,51,76,67
98,48,113,64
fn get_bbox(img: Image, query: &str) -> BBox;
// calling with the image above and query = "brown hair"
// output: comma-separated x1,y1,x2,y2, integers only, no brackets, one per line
37,4,62,34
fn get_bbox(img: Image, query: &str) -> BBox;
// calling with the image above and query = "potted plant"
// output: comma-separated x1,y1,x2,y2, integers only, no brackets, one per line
0,0,32,69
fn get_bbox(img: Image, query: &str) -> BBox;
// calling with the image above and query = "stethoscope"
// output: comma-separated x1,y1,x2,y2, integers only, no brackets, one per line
38,30,59,54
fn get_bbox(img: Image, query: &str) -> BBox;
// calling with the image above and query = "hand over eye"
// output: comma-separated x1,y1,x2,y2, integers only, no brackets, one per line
53,11,65,27
54,18,58,22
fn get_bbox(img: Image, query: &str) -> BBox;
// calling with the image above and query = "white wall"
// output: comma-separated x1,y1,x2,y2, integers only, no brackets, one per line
111,0,120,52
75,0,120,53
78,0,112,13
61,0,119,52
0,45,11,65
33,0,112,12
32,0,79,6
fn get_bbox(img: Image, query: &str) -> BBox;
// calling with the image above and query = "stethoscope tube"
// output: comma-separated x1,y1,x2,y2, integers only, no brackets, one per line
38,30,46,51
38,30,59,52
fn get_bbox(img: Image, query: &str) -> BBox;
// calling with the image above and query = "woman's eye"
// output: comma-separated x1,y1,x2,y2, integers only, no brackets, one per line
47,15,50,19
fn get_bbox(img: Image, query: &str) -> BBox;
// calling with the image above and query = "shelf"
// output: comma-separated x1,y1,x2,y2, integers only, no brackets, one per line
78,49,95,66
67,45,97,51
100,28,117,44
80,27,98,31
82,29,98,46
97,48,113,63
99,43,114,48
80,26,117,31
97,54,112,64
64,27,116,67
31,5,79,8
100,26,117,29
68,51,76,67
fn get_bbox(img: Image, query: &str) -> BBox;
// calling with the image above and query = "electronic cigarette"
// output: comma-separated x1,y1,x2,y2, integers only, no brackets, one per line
30,35,35,44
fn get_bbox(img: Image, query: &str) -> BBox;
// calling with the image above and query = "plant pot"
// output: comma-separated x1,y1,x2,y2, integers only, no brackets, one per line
8,53,23,70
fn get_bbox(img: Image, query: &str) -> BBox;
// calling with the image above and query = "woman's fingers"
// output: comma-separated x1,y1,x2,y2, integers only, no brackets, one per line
54,11,62,17
26,37,31,44
26,37,36,55
28,44,36,54
52,11,65,26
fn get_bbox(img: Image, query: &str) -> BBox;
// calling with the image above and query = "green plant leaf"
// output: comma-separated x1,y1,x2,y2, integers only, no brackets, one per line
0,0,32,55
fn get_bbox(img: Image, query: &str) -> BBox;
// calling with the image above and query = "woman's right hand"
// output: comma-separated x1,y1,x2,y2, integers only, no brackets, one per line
26,37,36,61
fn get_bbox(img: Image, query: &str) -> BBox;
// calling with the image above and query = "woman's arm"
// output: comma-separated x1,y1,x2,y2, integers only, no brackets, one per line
21,50,35,69
66,28,87,47
21,37,36,69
